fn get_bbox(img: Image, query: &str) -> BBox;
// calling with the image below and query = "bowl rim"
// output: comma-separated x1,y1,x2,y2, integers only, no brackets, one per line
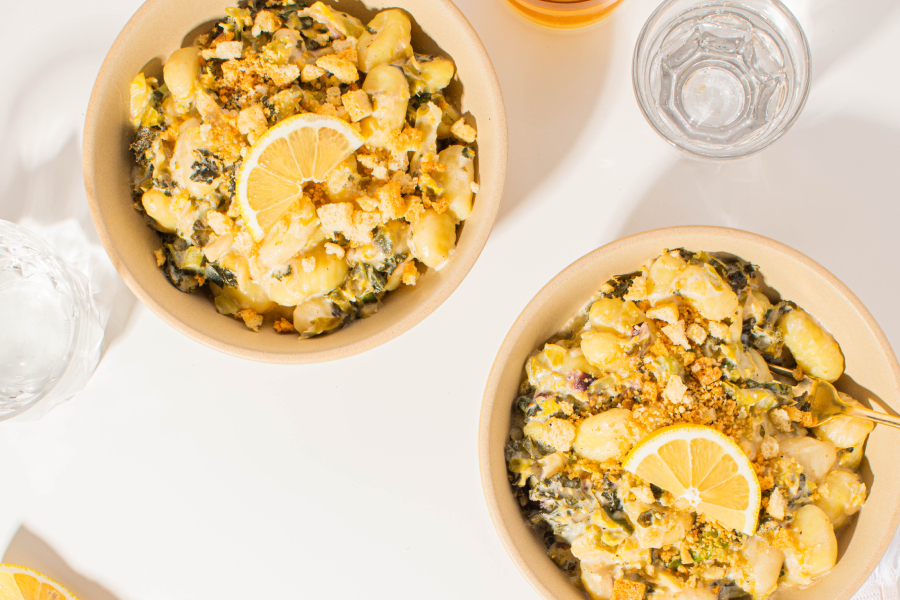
478,225,900,599
82,0,508,364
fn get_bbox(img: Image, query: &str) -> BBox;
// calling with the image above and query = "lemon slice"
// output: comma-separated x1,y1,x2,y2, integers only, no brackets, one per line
0,565,78,600
236,113,365,241
622,424,761,535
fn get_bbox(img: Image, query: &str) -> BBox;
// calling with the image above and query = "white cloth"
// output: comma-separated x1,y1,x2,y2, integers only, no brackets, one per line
853,524,900,600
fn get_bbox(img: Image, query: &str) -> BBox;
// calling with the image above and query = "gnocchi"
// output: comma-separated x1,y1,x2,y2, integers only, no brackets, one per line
404,54,456,95
778,436,837,483
507,249,870,600
778,308,845,382
162,46,201,100
266,245,349,306
141,190,178,233
737,537,784,597
573,409,645,463
433,145,475,221
674,264,739,321
782,504,838,585
815,469,866,527
361,64,410,134
814,410,874,449
129,1,479,336
589,298,645,334
411,209,456,269
357,9,413,73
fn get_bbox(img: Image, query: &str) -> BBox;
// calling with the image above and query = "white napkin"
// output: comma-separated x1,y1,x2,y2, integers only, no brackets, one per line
853,524,900,600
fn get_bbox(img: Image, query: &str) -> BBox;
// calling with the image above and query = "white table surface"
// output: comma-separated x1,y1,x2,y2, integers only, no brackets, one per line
1,0,899,598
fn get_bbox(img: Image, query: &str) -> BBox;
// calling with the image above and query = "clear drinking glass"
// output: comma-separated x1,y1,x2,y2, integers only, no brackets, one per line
505,0,625,29
0,220,103,421
633,0,810,159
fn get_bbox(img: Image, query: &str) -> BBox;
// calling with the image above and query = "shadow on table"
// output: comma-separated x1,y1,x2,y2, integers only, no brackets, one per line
2,526,123,600
613,117,900,269
0,51,139,359
491,12,619,227
809,0,900,82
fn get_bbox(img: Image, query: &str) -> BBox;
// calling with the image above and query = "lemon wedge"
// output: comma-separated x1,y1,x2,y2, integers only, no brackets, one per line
235,113,365,241
0,565,78,600
622,424,761,535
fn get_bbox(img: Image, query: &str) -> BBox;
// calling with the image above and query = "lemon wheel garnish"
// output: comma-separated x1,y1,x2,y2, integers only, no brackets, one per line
622,424,761,536
0,564,78,600
235,113,365,241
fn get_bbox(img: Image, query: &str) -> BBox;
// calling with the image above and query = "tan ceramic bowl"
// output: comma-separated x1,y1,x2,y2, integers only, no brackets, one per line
84,0,507,363
479,226,900,600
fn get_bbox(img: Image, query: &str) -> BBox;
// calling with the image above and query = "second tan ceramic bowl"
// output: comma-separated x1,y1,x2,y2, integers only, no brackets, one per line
84,0,507,363
479,226,900,600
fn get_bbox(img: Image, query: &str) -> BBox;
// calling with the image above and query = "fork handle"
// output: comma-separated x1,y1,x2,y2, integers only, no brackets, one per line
845,405,900,429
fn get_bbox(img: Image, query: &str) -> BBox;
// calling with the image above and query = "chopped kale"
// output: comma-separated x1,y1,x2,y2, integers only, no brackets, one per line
380,252,409,278
347,263,386,300
717,585,752,600
130,126,160,165
190,151,222,184
710,253,759,293
273,264,293,280
192,219,213,247
373,227,394,255
226,161,240,196
744,300,796,362
208,264,238,287
603,272,641,300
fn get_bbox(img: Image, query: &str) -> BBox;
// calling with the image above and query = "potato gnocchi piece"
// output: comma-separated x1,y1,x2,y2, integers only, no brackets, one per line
673,264,739,321
814,405,874,449
778,308,845,382
782,505,838,585
361,64,411,146
357,9,413,72
815,469,866,527
581,565,615,600
163,46,201,100
141,190,178,233
266,245,349,306
433,145,475,221
581,331,627,368
292,296,340,337
646,253,686,302
410,209,456,270
589,298,645,334
212,278,275,315
778,436,837,484
403,54,455,94
573,409,645,463
736,537,785,598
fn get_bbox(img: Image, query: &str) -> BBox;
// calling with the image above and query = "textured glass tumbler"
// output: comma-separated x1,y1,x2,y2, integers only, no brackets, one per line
0,221,103,421
504,0,625,29
633,0,810,159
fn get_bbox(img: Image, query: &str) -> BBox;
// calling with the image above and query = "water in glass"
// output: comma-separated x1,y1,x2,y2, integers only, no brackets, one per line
656,6,789,145
0,221,102,420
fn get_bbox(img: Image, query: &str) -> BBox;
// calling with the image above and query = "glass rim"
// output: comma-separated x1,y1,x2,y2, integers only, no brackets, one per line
631,0,812,159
